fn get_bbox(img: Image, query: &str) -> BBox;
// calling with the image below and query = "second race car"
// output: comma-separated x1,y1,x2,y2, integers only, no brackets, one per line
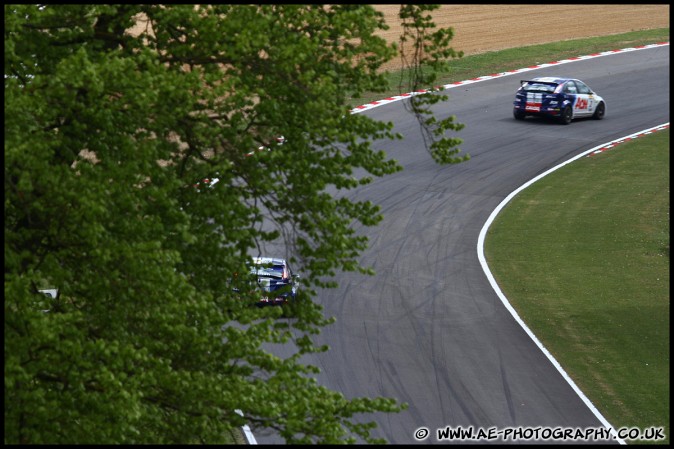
513,77,606,125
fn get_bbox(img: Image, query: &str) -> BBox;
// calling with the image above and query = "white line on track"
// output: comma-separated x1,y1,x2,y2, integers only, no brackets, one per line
476,122,669,445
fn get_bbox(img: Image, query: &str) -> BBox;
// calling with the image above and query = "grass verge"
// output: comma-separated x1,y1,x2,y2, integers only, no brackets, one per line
485,130,670,444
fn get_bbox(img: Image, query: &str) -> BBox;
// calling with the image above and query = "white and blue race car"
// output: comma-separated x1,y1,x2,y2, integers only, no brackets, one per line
247,257,300,306
513,77,606,125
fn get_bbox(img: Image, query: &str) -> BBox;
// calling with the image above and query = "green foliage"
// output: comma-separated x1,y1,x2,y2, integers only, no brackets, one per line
5,4,460,443
397,5,467,164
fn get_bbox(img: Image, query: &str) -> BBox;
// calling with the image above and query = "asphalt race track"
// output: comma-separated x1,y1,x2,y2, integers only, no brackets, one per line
254,45,669,444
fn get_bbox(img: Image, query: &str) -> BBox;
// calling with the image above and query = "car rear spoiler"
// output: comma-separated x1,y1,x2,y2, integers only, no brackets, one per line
520,80,558,86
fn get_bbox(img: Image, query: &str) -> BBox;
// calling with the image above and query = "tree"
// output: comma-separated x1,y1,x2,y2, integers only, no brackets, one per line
5,4,466,444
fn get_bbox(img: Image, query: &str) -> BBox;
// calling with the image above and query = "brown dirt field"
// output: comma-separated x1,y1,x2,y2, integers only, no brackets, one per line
373,5,669,71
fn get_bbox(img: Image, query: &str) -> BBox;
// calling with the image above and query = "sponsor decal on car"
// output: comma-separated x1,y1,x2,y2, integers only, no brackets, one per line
575,98,589,110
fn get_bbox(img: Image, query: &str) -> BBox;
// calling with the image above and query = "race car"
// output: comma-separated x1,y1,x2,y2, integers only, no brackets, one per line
245,257,300,306
513,77,606,124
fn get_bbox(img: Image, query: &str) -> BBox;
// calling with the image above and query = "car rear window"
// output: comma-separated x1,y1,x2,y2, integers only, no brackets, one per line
521,82,558,93
252,264,286,278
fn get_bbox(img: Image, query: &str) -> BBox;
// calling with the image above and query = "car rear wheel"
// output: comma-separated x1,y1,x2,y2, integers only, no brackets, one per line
592,102,606,120
513,110,526,121
559,106,573,125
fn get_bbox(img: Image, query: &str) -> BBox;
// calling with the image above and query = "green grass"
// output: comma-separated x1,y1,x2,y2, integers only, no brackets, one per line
485,131,670,444
350,28,669,106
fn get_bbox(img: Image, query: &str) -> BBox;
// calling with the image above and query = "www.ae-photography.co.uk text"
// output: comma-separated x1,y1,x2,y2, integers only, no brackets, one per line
413,425,666,443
